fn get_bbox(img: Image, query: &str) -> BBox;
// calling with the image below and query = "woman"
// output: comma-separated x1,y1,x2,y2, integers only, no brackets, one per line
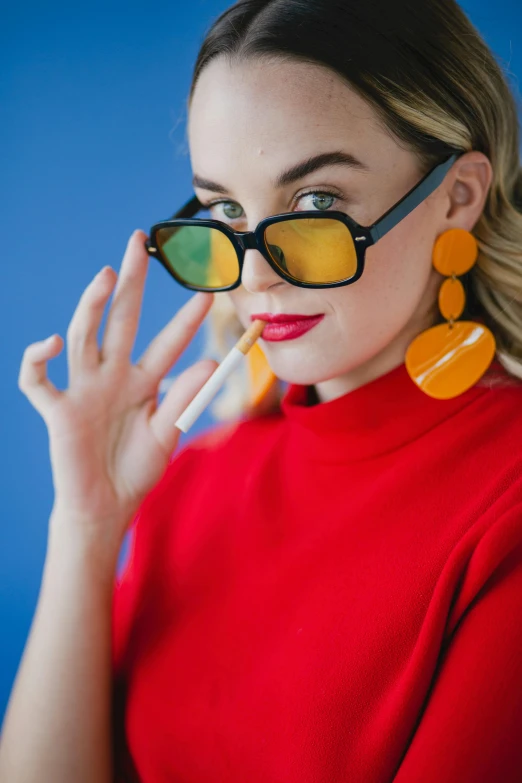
1,0,522,781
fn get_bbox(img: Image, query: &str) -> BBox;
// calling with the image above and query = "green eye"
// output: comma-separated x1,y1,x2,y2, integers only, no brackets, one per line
310,193,335,210
297,190,340,212
222,202,244,220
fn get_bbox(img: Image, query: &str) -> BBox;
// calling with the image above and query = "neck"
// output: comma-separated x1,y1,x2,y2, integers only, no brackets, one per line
313,346,407,404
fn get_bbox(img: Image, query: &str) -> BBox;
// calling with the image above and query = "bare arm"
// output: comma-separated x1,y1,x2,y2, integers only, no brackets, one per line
0,229,218,782
0,516,121,783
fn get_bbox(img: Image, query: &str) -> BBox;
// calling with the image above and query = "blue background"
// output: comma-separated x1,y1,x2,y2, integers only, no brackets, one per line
1,0,521,721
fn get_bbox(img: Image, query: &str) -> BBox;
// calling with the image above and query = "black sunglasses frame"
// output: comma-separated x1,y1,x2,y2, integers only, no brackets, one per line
145,153,460,291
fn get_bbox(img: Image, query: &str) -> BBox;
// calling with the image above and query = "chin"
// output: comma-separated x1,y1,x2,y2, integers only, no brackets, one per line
270,361,336,388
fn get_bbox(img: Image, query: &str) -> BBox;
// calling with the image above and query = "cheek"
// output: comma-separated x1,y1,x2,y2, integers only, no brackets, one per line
362,226,434,309
329,226,435,338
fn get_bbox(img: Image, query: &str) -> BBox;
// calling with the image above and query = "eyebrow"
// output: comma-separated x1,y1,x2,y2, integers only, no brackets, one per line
191,150,368,194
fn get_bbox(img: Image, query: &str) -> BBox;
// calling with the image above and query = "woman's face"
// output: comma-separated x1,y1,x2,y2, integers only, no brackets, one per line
187,56,449,401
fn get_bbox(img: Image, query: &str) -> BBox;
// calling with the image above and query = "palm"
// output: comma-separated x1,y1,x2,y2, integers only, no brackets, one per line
46,364,166,526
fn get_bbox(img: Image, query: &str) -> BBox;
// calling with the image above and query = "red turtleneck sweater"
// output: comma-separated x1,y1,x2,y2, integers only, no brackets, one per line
111,359,522,783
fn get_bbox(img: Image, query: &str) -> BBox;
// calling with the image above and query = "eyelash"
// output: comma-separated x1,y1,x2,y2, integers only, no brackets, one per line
202,188,344,214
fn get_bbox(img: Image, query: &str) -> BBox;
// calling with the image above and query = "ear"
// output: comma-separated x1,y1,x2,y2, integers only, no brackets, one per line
443,151,493,231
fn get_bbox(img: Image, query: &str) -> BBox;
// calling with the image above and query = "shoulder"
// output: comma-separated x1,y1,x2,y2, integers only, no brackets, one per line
448,368,522,522
453,362,522,459
444,367,522,633
135,410,286,517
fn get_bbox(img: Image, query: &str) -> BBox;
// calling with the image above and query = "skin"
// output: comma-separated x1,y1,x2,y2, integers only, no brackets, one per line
188,56,493,402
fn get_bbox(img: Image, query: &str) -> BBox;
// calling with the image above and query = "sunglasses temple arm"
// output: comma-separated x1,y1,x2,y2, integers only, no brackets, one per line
367,153,460,244
169,195,203,219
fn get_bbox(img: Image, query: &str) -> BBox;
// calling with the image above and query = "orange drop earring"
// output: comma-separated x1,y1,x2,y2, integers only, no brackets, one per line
405,228,496,400
246,341,279,410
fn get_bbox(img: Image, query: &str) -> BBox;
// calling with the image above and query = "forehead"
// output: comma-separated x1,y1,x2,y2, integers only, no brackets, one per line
187,57,395,177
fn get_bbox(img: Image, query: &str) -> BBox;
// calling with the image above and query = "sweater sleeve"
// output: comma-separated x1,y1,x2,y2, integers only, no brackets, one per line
110,439,207,783
393,508,522,782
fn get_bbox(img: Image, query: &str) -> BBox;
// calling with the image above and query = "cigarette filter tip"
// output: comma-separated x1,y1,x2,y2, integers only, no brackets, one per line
236,319,267,354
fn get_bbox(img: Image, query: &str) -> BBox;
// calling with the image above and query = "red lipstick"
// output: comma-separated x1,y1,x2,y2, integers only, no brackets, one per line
250,313,325,341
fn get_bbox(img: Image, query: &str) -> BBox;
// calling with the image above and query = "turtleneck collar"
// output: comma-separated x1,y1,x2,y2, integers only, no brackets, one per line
280,359,506,463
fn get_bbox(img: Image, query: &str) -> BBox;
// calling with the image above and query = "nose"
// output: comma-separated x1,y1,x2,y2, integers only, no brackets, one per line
240,248,287,294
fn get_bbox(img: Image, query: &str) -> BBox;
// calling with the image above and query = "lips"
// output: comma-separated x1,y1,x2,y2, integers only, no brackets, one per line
250,313,325,342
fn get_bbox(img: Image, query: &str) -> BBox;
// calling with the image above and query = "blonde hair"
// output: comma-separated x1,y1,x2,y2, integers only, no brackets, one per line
187,0,522,421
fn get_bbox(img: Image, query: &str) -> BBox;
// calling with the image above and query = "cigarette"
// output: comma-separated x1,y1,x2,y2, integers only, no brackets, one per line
174,319,267,433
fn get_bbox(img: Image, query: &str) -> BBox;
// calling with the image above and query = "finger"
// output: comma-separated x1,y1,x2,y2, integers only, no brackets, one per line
66,266,118,382
18,335,64,416
136,291,215,382
100,229,150,363
148,359,219,456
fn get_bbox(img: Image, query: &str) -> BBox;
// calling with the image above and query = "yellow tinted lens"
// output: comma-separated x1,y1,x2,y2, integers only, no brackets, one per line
264,217,357,284
156,225,239,289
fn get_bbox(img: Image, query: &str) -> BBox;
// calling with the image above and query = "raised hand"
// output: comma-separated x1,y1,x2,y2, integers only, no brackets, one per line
18,229,218,549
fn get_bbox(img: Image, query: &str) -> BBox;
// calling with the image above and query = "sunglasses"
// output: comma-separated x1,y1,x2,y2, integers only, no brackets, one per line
145,153,459,291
